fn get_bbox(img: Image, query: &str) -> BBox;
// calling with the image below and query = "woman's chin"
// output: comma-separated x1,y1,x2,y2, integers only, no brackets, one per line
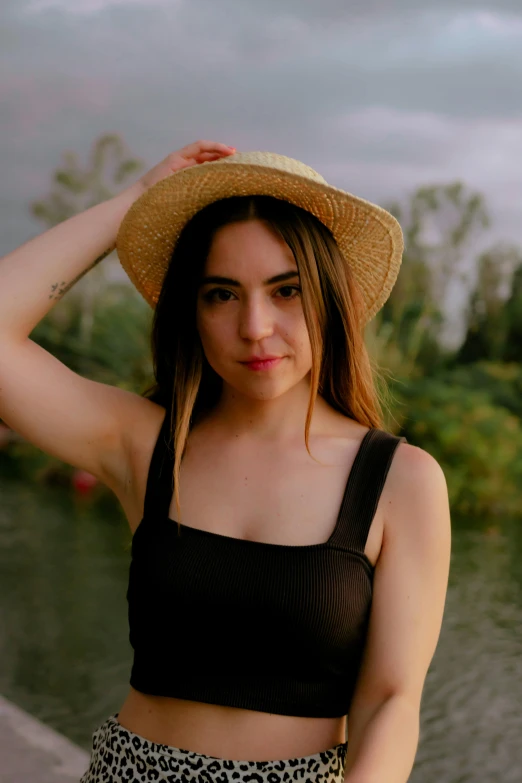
225,377,301,402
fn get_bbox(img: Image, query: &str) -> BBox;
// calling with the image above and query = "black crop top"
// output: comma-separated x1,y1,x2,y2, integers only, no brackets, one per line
127,409,406,718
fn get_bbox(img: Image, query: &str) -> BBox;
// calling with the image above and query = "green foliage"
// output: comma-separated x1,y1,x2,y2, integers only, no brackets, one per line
438,361,522,420
391,376,522,517
503,265,522,362
31,284,154,393
458,249,522,364
86,285,154,391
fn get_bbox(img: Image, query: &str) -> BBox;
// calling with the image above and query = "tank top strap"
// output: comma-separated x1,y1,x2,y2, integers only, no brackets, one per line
329,428,407,554
142,407,175,520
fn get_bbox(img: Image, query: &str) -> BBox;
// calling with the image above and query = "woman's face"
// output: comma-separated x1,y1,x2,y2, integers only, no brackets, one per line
196,219,313,401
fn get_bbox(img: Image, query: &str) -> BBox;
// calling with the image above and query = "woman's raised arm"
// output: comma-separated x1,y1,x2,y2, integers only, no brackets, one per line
0,140,235,486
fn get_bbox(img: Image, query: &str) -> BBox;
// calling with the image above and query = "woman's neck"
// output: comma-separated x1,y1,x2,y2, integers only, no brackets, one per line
205,377,335,443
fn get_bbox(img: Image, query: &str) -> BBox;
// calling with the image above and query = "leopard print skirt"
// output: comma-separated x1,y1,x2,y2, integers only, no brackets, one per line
80,714,347,783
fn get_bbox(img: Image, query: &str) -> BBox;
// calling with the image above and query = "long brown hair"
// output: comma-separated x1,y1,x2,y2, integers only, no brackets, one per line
142,195,387,521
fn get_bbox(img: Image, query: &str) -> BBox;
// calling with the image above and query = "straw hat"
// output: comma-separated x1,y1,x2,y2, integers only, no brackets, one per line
116,151,404,323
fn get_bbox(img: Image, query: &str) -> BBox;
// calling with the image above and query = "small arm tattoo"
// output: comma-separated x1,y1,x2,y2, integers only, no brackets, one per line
48,246,114,300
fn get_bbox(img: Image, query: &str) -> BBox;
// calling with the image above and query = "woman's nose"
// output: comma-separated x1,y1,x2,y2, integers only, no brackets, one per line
238,296,274,341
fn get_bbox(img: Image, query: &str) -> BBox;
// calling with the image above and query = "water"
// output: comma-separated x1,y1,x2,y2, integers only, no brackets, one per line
1,476,522,782
0,476,131,746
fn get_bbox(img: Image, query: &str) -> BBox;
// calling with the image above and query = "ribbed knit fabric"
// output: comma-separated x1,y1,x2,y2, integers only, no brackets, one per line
127,409,406,718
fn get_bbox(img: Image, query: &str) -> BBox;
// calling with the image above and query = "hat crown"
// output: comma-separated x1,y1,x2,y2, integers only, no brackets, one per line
206,150,328,185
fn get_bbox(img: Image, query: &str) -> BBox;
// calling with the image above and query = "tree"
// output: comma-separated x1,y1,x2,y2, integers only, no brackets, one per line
458,245,522,363
503,264,522,362
30,134,144,353
369,181,490,379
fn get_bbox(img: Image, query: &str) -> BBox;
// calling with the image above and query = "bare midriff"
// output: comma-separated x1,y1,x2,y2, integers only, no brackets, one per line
116,687,347,761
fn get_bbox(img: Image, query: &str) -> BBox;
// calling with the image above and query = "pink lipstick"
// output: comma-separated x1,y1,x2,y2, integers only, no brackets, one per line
241,356,284,372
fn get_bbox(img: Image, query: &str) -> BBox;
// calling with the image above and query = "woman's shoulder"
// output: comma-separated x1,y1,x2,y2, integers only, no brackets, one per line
380,440,450,544
386,440,445,490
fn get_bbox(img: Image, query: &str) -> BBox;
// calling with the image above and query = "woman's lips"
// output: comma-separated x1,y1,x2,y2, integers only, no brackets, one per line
241,357,284,371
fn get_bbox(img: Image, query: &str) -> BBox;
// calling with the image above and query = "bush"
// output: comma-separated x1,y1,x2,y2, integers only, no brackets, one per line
31,284,154,392
391,376,522,517
438,361,522,420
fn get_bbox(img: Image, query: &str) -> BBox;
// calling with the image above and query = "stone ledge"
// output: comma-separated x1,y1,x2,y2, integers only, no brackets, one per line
0,694,90,782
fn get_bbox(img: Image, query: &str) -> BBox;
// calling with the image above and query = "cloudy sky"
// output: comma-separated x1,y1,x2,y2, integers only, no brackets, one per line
2,0,522,277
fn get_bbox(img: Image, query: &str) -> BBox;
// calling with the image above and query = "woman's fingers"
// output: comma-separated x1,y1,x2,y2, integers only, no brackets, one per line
195,151,233,162
137,141,237,192
172,151,229,170
181,140,235,158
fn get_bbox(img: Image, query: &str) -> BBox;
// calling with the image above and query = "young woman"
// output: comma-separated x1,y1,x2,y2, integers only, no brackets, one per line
0,140,451,783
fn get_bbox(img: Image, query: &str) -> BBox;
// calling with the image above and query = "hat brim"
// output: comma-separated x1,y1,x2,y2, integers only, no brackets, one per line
116,161,403,323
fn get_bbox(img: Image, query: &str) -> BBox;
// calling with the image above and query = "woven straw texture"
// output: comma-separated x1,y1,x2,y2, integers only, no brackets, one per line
116,151,404,323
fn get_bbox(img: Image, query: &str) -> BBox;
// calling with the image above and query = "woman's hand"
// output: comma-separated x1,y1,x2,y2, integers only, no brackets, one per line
137,140,237,194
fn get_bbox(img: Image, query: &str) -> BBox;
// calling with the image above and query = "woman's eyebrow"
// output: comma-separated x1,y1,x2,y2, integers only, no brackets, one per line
199,270,300,287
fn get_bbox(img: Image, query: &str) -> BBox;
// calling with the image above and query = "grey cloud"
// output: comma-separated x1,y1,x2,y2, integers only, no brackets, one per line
2,0,522,257
248,0,522,13
6,0,521,121
11,0,522,22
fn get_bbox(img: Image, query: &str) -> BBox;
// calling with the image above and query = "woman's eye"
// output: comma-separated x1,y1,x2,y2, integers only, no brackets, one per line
276,285,301,299
204,288,235,303
203,285,300,303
